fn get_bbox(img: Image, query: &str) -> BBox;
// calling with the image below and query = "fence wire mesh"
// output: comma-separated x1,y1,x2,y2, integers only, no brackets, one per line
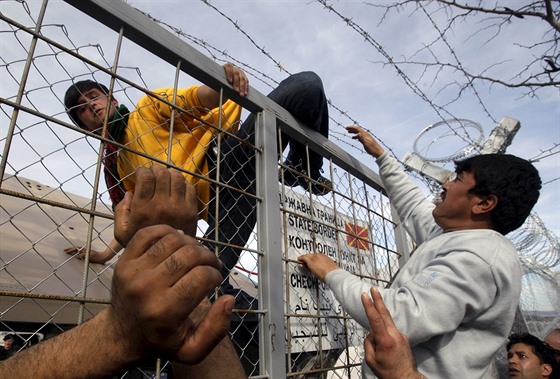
1,1,401,378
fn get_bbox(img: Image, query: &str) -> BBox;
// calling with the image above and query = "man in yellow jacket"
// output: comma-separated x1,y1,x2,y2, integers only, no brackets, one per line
63,64,331,324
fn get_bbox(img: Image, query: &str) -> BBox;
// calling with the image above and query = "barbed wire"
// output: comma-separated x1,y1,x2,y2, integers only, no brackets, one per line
133,1,559,266
316,0,559,182
133,1,402,161
4,0,558,265
407,121,559,271
315,1,467,127
414,2,497,125
149,1,560,297
1,3,556,376
133,0,560,192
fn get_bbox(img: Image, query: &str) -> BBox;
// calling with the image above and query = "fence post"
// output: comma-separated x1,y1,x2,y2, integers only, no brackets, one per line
256,109,287,377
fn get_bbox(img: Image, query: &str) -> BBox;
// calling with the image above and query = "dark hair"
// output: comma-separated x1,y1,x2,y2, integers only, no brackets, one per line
454,154,541,235
507,333,558,377
64,80,110,129
3,334,14,341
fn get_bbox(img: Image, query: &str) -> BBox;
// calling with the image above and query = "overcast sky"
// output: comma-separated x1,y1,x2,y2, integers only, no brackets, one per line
1,0,558,239
132,0,560,234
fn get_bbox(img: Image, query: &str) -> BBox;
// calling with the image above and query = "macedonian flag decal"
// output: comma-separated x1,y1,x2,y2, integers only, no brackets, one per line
345,222,370,250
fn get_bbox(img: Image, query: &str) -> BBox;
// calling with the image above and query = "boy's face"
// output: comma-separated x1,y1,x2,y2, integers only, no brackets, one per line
3,337,13,349
75,88,117,134
508,342,551,379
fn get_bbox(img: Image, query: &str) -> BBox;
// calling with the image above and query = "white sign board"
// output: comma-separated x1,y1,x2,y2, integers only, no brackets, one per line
280,191,375,353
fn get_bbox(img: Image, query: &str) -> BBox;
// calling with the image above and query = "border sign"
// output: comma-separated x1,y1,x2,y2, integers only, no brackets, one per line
280,191,374,353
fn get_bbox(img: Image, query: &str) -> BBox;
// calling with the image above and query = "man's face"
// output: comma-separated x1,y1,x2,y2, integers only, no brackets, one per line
75,88,117,134
508,342,551,379
432,171,480,231
3,337,14,350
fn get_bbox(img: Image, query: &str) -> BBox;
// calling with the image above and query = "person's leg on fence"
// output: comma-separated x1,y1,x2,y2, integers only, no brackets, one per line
205,70,330,281
271,71,331,195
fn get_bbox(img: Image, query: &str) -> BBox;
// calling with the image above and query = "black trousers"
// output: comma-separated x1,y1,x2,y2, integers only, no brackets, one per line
204,71,329,286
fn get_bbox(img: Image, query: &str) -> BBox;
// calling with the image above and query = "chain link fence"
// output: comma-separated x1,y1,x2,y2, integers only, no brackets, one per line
1,1,406,377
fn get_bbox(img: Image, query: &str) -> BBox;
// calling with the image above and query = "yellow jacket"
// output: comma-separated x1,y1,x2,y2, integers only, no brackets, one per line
117,86,242,220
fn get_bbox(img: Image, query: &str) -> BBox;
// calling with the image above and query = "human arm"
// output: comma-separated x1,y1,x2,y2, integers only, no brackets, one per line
346,125,385,158
0,225,235,378
132,62,246,132
326,234,515,346
362,287,426,379
197,63,249,109
66,165,196,261
173,298,247,379
1,166,238,378
299,253,424,378
298,242,500,345
64,238,122,264
114,165,198,246
298,253,372,329
113,165,245,377
297,253,341,282
347,124,439,242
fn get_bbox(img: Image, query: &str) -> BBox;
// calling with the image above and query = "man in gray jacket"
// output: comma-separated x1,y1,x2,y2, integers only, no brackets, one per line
299,125,542,378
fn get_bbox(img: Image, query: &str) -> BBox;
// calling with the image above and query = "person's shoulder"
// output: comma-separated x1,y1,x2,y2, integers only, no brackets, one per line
443,229,512,246
136,87,196,101
456,229,521,272
434,229,518,265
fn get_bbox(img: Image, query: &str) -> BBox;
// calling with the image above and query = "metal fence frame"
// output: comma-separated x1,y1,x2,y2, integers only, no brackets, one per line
0,0,411,377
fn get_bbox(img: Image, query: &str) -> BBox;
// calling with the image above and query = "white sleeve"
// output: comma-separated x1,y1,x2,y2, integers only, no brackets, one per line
326,252,498,346
325,268,374,329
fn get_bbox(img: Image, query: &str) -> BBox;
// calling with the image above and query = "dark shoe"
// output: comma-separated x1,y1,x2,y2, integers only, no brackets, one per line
309,174,333,196
279,159,304,188
279,159,332,196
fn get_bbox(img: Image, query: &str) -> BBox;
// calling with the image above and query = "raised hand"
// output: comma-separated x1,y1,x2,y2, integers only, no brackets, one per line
362,287,426,379
114,165,198,247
